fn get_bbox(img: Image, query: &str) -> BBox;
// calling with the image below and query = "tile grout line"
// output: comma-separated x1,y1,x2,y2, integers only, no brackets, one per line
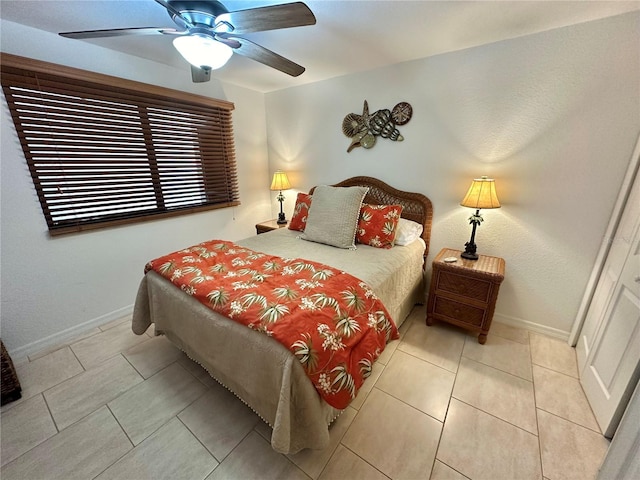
434,459,471,480
91,404,136,479
397,322,465,374
40,390,62,434
576,379,603,434
531,363,602,434
396,345,460,374
428,408,449,479
535,406,605,436
7,346,87,414
333,359,398,479
6,352,147,468
387,347,458,379
529,329,548,480
389,318,463,479
174,415,220,476
334,442,392,480
452,348,539,437
369,385,448,425
120,349,150,381
375,348,451,480
0,393,58,470
68,341,86,372
530,358,579,379
449,389,538,436
532,362,582,381
458,352,535,384
453,397,539,438
428,330,462,479
460,351,533,382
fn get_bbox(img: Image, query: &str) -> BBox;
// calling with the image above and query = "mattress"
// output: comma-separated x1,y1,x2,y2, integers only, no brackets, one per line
132,228,425,453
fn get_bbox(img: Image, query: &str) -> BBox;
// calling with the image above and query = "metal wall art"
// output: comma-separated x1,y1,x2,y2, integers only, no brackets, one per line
342,100,413,152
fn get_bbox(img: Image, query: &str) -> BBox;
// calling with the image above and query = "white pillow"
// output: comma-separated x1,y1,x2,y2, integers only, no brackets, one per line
301,185,369,249
394,218,423,246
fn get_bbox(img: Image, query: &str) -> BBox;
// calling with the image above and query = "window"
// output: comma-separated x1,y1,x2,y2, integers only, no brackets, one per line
1,53,240,235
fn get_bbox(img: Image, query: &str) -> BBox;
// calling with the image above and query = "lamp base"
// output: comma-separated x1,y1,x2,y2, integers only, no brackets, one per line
276,194,287,224
461,242,478,260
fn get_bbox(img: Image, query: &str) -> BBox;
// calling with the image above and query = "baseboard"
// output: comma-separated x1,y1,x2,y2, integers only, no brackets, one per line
9,305,134,361
10,306,569,359
493,312,570,342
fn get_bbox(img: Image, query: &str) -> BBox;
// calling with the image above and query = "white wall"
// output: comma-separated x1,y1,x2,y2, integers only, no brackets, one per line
265,12,640,337
0,20,272,356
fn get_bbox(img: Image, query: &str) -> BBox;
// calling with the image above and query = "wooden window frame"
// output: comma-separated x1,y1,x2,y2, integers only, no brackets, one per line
1,53,240,235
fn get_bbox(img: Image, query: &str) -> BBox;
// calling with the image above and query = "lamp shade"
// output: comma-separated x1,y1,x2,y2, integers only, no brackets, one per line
460,176,501,209
270,171,291,191
173,35,233,70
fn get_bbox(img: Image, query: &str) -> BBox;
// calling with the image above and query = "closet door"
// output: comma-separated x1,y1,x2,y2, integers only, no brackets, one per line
577,170,640,437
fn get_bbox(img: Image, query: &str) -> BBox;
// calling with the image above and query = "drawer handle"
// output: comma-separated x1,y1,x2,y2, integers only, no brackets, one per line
457,284,467,293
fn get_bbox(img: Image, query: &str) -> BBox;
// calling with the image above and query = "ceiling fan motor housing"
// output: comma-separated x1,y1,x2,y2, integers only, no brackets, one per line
167,1,229,28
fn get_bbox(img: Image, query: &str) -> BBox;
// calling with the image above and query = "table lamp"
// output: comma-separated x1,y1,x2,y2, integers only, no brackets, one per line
270,171,291,225
459,176,501,260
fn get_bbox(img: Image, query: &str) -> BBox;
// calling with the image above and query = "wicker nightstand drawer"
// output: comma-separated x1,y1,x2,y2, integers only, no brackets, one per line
433,297,485,326
437,271,491,302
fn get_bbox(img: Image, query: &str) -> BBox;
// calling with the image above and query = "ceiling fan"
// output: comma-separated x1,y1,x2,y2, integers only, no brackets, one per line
59,0,316,83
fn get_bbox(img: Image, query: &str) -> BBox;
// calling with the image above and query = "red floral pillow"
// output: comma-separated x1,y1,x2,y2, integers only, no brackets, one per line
288,192,312,232
356,204,403,249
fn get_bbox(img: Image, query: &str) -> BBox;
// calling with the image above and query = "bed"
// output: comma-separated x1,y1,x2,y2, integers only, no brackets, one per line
132,176,433,453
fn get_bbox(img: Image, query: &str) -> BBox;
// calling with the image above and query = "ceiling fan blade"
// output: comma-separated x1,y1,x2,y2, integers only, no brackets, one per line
59,27,182,39
191,65,211,83
226,36,305,77
154,0,193,29
215,2,316,34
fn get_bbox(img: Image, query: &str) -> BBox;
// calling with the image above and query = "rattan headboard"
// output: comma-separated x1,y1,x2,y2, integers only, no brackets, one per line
309,176,433,257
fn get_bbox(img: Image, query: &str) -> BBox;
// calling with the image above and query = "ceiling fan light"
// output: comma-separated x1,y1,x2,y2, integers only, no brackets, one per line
173,35,233,70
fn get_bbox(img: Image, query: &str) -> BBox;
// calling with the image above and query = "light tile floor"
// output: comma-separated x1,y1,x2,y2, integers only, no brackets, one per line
1,306,610,480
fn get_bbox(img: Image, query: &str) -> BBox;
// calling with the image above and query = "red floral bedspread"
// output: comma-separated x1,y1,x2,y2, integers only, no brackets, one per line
145,240,398,409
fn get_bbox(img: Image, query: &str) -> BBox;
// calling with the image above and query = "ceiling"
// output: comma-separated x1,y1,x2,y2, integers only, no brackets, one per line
1,0,639,92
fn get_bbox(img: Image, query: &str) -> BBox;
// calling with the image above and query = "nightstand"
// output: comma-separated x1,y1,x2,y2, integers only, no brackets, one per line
255,219,288,234
426,248,505,344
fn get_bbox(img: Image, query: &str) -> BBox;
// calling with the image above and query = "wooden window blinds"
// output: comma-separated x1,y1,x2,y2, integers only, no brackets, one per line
1,53,240,235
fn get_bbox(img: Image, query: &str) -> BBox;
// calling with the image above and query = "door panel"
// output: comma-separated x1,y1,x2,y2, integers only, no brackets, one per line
590,286,639,389
577,269,616,368
576,176,639,372
581,257,640,437
579,168,640,438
